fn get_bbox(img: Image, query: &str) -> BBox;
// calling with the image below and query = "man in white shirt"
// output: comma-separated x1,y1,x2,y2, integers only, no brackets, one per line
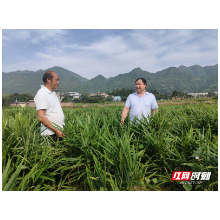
34,71,65,142
121,78,158,124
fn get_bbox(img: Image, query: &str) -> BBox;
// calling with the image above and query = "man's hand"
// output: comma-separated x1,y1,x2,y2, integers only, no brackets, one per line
120,121,124,128
55,129,65,138
121,107,130,125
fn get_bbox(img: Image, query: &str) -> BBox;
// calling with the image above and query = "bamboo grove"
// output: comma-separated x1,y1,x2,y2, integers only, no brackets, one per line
2,103,218,191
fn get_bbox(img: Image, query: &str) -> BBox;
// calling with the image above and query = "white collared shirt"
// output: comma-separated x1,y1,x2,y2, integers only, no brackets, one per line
125,91,158,122
34,85,65,136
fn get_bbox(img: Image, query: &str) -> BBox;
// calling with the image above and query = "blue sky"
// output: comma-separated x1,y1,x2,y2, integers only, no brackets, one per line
2,29,218,79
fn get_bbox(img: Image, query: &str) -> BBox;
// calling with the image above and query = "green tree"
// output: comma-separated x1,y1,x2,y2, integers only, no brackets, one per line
208,92,217,97
2,95,12,107
62,97,72,102
110,88,135,97
121,96,127,102
2,93,34,107
19,93,34,102
106,96,113,102
172,90,186,98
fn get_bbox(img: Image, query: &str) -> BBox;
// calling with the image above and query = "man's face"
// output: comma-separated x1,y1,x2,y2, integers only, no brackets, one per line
135,79,146,93
48,72,59,90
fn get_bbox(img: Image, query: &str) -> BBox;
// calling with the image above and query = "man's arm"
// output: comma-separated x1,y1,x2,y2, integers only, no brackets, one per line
121,106,130,124
37,109,65,138
151,95,159,117
152,108,158,117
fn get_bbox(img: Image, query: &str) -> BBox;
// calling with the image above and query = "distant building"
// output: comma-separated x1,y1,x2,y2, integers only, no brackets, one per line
99,92,109,98
51,91,81,102
89,93,95,97
59,93,66,101
113,96,121,101
10,102,28,107
66,92,81,101
28,100,35,107
89,92,110,98
187,93,196,97
187,92,208,97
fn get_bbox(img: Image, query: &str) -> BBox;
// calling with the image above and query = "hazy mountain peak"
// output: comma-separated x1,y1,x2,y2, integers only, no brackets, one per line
92,75,107,79
132,67,143,71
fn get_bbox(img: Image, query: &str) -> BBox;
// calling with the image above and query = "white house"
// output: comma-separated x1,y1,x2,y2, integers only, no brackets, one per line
113,96,121,101
187,92,208,97
89,92,111,98
66,92,81,100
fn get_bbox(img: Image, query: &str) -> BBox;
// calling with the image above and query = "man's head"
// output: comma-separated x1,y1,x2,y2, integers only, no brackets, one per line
43,71,59,91
135,78,147,94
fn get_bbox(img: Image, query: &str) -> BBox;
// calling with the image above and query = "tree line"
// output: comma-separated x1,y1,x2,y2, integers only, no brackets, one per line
3,89,217,107
74,88,172,103
74,94,113,103
65,89,217,103
2,93,34,107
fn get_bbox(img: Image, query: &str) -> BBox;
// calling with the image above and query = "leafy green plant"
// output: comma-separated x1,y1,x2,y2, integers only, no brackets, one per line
2,104,218,191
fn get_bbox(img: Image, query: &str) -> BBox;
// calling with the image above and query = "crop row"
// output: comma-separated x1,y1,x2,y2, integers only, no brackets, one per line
2,104,218,191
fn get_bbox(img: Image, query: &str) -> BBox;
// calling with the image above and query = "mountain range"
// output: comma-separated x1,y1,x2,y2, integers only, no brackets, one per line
2,64,218,95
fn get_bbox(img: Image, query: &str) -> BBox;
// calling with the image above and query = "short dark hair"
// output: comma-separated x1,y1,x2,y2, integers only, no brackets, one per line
135,78,147,86
43,71,54,84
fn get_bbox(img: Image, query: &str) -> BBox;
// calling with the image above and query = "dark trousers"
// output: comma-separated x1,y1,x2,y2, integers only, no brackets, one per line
49,134,63,142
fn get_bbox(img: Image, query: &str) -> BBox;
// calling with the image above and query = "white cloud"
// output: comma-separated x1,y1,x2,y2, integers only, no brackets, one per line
2,35,11,41
2,29,31,41
2,29,67,44
65,35,129,56
35,52,56,60
87,35,128,55
29,29,67,44
2,29,218,78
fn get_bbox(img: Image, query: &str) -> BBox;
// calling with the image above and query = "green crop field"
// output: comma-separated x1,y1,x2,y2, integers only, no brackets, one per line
2,103,218,191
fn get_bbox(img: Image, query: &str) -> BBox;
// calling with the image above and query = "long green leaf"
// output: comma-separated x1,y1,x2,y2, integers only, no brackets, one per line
3,160,23,191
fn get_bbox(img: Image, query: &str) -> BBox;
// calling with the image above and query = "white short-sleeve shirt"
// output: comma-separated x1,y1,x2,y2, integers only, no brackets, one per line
34,85,65,136
125,91,158,122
